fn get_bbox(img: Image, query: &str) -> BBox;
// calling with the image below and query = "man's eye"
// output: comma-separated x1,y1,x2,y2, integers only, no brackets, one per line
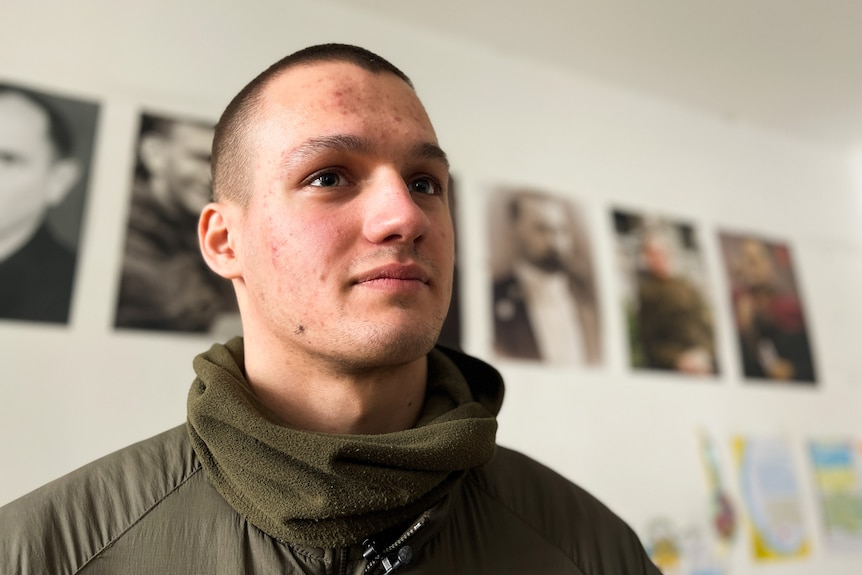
408,177,440,196
309,171,347,187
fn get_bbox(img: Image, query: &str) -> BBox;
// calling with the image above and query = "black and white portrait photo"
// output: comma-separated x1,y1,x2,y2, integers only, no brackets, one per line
0,82,98,325
114,111,238,334
489,186,602,366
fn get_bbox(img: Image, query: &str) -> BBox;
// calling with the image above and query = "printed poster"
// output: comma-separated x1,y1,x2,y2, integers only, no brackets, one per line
718,232,816,383
734,436,811,561
612,209,718,376
699,433,737,545
489,186,602,366
808,439,862,551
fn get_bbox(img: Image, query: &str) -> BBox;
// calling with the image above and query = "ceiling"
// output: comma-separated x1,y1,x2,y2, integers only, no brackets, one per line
328,0,862,151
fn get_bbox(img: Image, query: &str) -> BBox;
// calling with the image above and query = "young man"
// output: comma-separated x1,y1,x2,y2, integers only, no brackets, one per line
1,44,659,574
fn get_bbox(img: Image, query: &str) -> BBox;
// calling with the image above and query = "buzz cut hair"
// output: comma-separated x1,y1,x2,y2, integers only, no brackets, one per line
211,44,414,206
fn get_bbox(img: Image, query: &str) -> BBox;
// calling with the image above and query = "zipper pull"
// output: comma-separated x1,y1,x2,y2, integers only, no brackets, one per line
362,539,381,562
380,546,412,574
363,538,413,574
363,508,433,574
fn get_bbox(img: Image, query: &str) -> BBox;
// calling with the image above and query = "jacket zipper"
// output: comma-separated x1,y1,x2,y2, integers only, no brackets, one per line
363,509,433,574
338,547,349,575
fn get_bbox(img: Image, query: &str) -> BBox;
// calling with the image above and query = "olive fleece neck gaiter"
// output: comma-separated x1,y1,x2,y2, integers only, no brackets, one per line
187,337,501,548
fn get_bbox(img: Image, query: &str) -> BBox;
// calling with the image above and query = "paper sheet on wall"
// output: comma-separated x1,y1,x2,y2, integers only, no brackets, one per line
808,439,862,552
733,436,811,561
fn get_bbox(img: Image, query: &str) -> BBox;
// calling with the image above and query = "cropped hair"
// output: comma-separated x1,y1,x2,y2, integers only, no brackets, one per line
211,44,413,206
0,83,74,159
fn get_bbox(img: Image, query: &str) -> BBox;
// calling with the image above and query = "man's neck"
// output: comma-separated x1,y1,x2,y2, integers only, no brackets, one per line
243,339,429,435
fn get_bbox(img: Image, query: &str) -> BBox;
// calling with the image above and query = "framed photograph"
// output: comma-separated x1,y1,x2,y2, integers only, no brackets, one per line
436,175,462,351
489,186,601,365
719,232,816,383
0,82,99,324
114,111,238,334
612,208,718,376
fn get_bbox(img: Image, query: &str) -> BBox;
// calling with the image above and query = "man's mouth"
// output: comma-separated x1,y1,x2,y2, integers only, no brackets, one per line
354,263,430,286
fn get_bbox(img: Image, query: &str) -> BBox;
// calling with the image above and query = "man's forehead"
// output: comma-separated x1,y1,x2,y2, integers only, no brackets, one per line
261,60,418,109
253,61,436,141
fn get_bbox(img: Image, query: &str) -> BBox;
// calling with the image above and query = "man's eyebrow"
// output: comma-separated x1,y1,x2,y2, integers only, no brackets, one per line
289,134,371,162
285,134,449,169
412,142,449,170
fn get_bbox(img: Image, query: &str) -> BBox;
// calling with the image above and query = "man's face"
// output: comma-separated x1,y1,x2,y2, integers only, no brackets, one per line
224,62,454,369
0,93,76,238
514,196,572,272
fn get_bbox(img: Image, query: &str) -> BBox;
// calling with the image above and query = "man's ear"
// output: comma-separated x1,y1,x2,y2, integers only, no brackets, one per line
45,159,81,206
199,203,242,280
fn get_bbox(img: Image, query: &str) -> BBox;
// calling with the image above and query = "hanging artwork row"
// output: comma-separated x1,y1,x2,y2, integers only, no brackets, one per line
0,81,818,385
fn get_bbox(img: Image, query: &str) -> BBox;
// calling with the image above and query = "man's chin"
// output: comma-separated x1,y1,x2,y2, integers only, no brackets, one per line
376,329,439,359
344,324,440,368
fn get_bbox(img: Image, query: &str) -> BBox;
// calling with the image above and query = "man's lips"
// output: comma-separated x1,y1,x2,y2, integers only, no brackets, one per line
353,263,431,286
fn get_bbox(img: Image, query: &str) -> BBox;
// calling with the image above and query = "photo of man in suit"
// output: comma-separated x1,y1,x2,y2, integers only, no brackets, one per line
491,188,601,365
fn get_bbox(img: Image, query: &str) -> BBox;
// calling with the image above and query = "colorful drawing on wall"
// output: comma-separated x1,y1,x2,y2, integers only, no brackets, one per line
643,517,727,575
718,232,816,383
488,186,601,365
612,209,718,376
699,432,737,545
0,82,99,324
643,517,682,573
734,436,811,561
114,111,239,335
676,525,729,575
808,439,862,551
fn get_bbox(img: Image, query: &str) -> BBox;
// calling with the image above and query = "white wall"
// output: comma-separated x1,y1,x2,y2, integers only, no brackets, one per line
3,1,862,573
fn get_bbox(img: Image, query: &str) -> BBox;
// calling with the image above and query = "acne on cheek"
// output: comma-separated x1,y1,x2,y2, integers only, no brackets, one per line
265,212,284,265
265,221,335,285
269,241,280,262
310,226,344,284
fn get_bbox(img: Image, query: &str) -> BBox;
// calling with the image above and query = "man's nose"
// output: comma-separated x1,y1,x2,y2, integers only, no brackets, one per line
361,169,429,246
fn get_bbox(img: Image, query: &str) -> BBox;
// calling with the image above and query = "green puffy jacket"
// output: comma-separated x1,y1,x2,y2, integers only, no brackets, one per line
1,427,658,574
1,343,659,574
